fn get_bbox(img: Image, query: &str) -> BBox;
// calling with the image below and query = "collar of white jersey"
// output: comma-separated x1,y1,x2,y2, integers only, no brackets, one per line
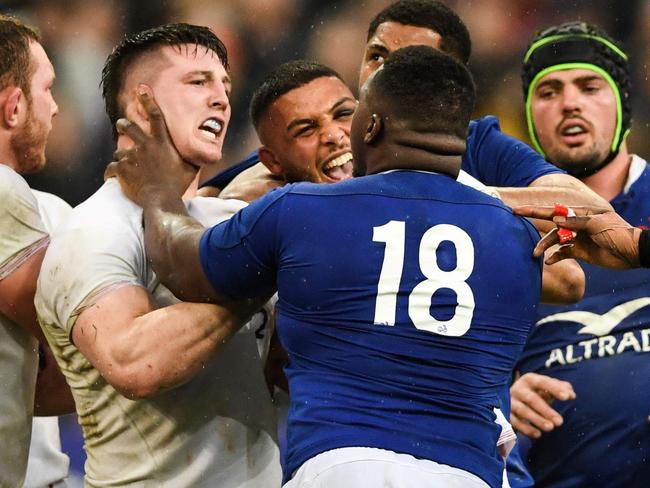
622,154,646,195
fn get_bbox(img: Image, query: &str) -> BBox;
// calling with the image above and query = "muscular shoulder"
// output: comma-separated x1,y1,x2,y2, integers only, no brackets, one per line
37,180,146,332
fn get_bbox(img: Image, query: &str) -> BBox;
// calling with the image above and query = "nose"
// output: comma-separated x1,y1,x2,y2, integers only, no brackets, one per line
320,120,349,148
561,84,582,114
208,81,229,111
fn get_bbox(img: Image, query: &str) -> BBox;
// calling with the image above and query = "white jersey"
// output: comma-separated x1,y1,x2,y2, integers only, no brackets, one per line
0,165,49,487
23,190,72,488
36,178,280,487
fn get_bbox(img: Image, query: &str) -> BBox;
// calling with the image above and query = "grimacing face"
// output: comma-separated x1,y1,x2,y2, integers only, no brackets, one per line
530,68,618,172
126,44,232,167
259,76,356,184
10,41,58,174
359,21,442,89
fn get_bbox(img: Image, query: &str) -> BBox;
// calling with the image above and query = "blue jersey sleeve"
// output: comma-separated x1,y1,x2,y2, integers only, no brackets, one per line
463,116,563,187
199,185,288,300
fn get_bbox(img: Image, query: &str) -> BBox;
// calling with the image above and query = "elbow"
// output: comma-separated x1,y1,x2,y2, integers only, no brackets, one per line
111,376,160,400
542,263,586,305
105,363,163,400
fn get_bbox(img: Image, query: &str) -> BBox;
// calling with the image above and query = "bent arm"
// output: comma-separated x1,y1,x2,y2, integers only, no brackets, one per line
540,249,585,304
72,284,256,400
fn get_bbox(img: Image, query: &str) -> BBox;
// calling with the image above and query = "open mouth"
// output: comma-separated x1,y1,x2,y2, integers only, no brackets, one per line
558,119,589,144
199,117,224,140
322,152,354,181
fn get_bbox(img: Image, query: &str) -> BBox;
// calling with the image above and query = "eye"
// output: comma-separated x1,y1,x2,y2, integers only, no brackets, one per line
537,88,556,99
335,108,355,119
294,125,316,138
583,84,600,94
190,79,206,86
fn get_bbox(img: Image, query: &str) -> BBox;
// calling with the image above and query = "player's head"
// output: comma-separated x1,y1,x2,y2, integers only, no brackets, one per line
360,0,471,88
352,45,475,177
101,23,231,167
0,15,57,174
250,60,356,184
522,21,631,178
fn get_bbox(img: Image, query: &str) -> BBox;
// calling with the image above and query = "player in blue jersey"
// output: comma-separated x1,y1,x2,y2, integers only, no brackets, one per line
506,22,650,488
108,45,546,488
202,0,607,212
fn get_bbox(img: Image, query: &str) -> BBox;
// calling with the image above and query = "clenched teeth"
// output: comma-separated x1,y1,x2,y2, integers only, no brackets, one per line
323,152,353,171
199,118,223,139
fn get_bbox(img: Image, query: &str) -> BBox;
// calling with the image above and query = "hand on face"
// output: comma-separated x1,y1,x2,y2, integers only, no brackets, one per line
105,85,197,207
514,204,641,269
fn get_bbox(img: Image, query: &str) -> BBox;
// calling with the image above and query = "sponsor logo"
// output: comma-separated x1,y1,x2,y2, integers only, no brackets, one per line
537,298,650,368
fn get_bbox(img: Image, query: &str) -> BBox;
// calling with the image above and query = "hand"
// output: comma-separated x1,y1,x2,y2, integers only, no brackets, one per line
510,372,576,439
514,205,641,269
105,85,198,207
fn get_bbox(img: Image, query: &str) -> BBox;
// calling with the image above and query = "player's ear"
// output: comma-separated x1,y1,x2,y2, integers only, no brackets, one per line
364,113,383,144
123,87,152,135
259,146,283,176
1,87,24,129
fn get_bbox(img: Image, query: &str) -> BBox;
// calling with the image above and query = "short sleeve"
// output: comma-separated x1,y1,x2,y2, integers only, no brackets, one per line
36,219,145,334
199,187,288,300
463,116,563,187
0,166,48,280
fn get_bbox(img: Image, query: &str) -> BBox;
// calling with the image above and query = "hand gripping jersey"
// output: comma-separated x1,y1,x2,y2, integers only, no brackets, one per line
200,170,543,488
201,116,562,190
514,155,650,487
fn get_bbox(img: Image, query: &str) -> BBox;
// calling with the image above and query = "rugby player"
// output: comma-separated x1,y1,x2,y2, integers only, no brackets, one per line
0,15,73,487
508,22,650,487
35,24,280,486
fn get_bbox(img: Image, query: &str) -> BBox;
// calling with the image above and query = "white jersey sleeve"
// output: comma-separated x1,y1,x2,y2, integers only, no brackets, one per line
36,179,146,335
30,189,72,233
0,165,48,279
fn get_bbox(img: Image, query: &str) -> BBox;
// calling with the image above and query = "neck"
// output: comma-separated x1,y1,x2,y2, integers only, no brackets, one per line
0,134,19,172
182,173,200,200
366,132,464,178
582,144,631,201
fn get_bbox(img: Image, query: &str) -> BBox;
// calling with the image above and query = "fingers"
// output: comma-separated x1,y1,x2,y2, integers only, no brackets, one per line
510,373,575,438
137,84,169,141
513,205,557,220
104,161,119,181
534,228,559,257
116,118,147,144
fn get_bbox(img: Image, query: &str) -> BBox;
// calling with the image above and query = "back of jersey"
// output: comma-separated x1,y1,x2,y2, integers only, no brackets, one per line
274,171,542,488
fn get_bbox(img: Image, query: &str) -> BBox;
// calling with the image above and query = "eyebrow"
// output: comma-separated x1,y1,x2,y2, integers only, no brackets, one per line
286,96,356,132
183,70,232,84
537,75,603,90
366,43,389,54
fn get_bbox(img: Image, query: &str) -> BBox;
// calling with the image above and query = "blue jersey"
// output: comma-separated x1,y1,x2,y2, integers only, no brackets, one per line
514,158,650,487
200,116,562,190
200,170,542,488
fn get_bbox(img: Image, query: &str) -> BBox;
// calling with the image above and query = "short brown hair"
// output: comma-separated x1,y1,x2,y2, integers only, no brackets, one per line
0,15,41,99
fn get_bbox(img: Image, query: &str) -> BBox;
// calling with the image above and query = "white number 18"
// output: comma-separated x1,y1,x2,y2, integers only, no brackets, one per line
372,220,475,337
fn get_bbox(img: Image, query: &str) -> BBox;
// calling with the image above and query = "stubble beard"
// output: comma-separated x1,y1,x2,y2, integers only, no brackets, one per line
10,103,49,175
547,142,606,176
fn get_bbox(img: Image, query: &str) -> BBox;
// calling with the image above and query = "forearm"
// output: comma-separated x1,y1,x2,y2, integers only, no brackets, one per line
107,301,248,398
142,195,214,302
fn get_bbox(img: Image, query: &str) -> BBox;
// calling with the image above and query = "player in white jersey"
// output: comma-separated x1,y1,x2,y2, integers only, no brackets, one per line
0,15,74,487
35,23,280,487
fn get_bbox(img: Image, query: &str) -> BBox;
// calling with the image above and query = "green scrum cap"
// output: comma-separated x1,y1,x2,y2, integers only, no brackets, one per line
522,22,631,177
